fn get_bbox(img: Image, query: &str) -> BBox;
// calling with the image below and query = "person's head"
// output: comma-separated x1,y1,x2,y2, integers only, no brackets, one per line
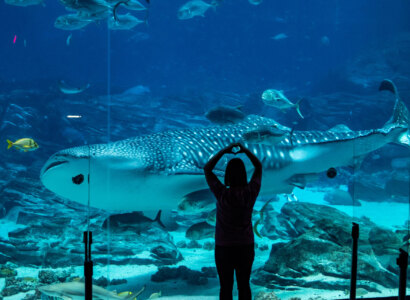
224,158,247,187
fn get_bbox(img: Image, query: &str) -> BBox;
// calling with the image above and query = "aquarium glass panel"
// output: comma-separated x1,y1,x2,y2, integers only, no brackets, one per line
1,0,410,299
352,120,410,298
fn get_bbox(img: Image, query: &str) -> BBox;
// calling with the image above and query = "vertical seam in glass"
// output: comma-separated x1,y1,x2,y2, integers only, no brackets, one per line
106,21,112,284
88,145,91,231
408,160,410,253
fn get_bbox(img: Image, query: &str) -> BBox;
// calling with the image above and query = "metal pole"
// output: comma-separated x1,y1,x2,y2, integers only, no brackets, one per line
83,231,93,300
350,222,359,300
397,248,408,300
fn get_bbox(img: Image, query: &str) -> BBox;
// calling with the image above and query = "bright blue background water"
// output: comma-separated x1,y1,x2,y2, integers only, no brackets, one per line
0,0,409,94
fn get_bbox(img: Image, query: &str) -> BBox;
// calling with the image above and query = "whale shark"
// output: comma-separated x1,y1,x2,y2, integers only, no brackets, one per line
40,80,409,211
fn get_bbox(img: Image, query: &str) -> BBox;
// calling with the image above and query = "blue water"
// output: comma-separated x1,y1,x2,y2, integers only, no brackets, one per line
0,0,410,299
0,1,408,93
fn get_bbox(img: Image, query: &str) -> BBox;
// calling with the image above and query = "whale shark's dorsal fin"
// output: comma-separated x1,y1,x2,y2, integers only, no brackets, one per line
387,99,409,127
380,80,408,128
379,80,410,148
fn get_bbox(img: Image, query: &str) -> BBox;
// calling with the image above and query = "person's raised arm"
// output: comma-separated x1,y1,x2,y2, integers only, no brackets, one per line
236,143,262,182
204,144,234,175
204,144,235,196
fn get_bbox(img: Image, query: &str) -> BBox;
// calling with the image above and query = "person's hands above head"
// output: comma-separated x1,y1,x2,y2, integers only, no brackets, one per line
235,142,245,153
220,143,246,155
221,144,235,154
228,142,244,154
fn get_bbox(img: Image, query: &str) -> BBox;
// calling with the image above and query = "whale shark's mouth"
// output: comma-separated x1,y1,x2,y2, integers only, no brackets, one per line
43,160,69,174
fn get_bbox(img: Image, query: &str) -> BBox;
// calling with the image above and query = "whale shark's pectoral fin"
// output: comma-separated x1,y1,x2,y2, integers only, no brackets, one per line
287,173,319,189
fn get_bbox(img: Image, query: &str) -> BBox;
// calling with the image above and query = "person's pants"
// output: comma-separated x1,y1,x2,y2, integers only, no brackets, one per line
215,244,255,300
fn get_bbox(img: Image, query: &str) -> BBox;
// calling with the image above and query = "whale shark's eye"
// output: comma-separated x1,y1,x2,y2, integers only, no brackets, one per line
72,174,84,185
327,168,337,178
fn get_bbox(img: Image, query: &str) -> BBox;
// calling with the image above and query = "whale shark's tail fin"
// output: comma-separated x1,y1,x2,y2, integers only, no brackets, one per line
380,79,410,147
389,98,409,128
379,79,399,96
380,79,408,127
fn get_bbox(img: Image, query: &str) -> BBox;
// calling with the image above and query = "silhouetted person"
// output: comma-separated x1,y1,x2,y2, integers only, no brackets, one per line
204,142,262,300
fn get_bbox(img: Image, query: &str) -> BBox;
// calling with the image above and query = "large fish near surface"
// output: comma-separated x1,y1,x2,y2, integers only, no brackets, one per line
40,80,409,212
102,210,165,233
177,0,218,20
55,14,93,31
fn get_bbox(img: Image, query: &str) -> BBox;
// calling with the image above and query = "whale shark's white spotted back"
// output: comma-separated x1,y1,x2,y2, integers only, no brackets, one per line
53,114,294,173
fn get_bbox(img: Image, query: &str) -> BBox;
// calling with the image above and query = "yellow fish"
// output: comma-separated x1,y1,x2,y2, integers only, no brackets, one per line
7,138,39,152
118,291,137,300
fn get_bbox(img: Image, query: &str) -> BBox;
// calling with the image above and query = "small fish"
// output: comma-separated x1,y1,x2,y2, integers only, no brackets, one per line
321,35,330,46
23,39,27,47
248,0,262,5
177,0,218,20
205,105,245,125
242,125,289,145
149,291,162,299
253,197,274,238
109,14,145,30
113,0,147,18
271,33,288,40
55,14,93,30
7,138,39,152
177,189,215,215
66,33,72,46
118,290,140,300
186,221,214,240
59,80,90,94
261,89,304,118
127,0,147,10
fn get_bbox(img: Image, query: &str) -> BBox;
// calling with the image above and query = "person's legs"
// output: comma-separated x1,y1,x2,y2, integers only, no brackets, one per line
234,244,255,300
215,245,234,300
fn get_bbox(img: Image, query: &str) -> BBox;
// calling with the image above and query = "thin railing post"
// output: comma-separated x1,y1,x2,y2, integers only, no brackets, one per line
397,248,408,300
83,231,93,300
350,222,359,300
